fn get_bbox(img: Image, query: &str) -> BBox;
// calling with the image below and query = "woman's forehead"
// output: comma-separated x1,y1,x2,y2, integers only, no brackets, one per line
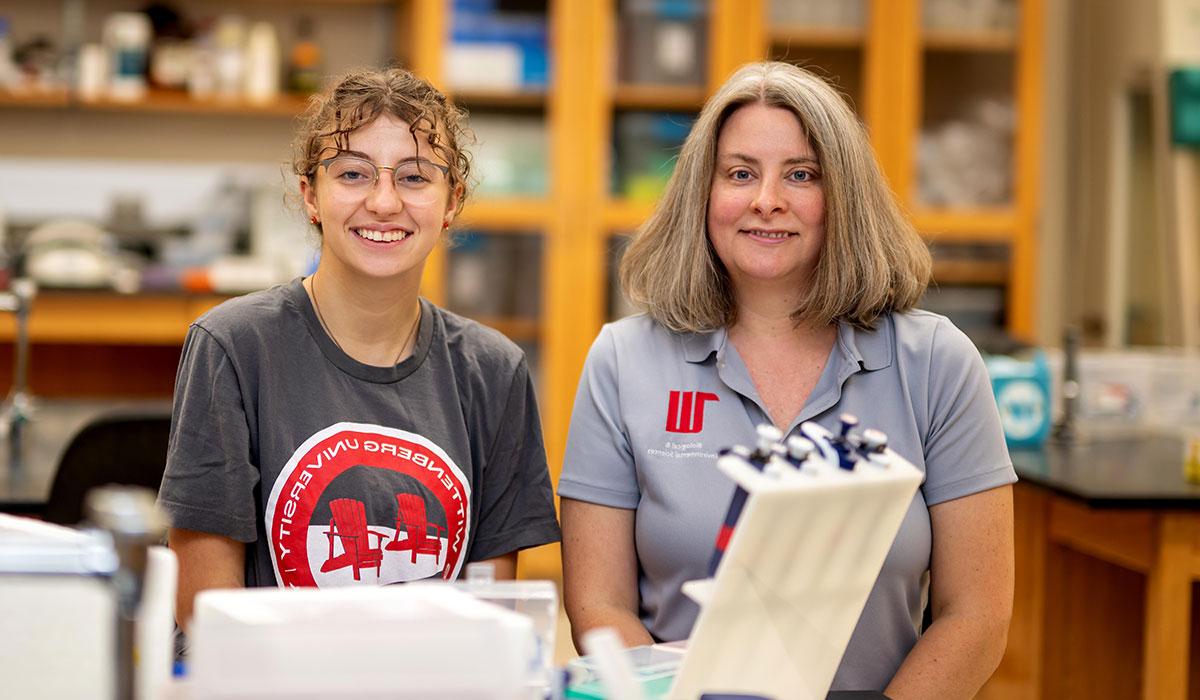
321,113,447,161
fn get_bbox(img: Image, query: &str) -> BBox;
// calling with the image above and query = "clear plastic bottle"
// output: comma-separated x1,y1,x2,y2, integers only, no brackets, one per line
103,12,151,101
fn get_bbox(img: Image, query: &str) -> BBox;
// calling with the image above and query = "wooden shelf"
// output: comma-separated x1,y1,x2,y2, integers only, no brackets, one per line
0,88,313,117
469,315,540,342
0,90,71,108
602,199,656,232
452,89,547,110
613,84,706,111
914,208,1017,242
930,259,1009,286
768,25,866,48
923,29,1017,52
0,292,226,345
459,197,553,230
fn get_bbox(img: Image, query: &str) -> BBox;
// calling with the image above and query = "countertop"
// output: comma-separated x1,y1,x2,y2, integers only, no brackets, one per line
1011,434,1200,508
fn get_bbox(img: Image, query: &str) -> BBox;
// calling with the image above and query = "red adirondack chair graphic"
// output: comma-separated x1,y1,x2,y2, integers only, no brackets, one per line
385,493,446,564
320,498,388,581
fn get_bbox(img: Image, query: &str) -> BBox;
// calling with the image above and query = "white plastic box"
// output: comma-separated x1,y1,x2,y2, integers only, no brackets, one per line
189,586,536,700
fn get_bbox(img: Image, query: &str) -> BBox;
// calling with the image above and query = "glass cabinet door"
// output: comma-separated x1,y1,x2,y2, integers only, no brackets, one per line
917,0,1019,210
766,0,869,113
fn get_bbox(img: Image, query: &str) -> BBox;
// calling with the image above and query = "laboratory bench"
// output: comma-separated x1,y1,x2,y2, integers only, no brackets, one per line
983,435,1200,700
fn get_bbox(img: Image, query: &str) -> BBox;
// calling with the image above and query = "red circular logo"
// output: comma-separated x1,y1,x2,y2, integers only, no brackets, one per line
265,424,471,587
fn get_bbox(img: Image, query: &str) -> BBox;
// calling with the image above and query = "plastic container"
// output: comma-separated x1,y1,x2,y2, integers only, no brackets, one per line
190,585,535,699
243,22,280,103
617,0,707,86
985,349,1052,448
103,12,151,101
566,644,686,699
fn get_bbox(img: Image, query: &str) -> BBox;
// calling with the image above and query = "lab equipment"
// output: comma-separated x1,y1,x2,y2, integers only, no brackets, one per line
0,486,175,700
571,415,923,699
705,424,779,576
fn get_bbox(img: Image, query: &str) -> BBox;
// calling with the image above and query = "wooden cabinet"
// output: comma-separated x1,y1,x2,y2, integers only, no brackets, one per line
0,0,1044,578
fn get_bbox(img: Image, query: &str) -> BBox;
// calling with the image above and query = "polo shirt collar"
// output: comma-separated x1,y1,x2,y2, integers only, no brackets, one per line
681,317,893,371
682,327,726,364
835,314,894,372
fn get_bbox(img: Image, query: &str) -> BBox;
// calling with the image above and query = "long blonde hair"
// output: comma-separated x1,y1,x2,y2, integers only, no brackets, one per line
620,61,931,331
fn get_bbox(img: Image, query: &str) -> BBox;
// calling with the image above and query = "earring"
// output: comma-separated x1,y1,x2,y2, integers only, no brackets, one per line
310,215,319,225
442,221,450,230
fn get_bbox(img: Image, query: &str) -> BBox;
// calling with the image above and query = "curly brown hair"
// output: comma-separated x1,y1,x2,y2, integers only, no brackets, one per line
292,67,474,218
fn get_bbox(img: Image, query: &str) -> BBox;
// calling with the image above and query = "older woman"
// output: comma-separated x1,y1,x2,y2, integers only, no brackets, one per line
159,68,560,628
559,61,1013,697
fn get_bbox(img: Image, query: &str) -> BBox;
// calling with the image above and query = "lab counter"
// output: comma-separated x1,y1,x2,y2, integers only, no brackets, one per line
983,435,1200,700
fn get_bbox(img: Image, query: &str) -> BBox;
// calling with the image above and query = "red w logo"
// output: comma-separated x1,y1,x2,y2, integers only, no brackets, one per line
666,391,720,433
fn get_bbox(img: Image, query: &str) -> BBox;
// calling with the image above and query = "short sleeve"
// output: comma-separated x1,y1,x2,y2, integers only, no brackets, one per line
557,325,640,509
468,357,562,561
157,324,259,542
921,317,1016,505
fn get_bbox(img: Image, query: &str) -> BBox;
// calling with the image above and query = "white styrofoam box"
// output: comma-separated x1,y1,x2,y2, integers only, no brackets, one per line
445,43,522,91
189,585,536,699
670,442,923,700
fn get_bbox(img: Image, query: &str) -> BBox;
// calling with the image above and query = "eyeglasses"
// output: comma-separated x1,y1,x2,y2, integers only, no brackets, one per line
317,155,450,205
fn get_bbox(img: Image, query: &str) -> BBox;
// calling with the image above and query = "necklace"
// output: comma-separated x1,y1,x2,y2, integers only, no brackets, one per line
310,274,421,366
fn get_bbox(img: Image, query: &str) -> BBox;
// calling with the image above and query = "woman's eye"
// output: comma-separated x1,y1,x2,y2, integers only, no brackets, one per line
789,169,819,182
731,169,752,181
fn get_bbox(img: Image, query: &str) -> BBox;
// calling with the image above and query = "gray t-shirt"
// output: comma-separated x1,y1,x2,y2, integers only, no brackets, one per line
159,279,560,588
558,310,1014,691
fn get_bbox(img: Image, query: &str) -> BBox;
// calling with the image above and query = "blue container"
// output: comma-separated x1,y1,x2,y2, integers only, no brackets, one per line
985,349,1052,449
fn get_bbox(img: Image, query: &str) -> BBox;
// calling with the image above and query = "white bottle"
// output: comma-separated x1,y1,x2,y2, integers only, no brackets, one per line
243,22,280,104
103,12,151,101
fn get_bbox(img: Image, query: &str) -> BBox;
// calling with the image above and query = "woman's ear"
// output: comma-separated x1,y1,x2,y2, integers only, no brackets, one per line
300,176,320,223
443,182,464,229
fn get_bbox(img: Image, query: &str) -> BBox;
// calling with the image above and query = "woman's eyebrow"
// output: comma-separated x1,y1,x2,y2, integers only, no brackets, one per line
719,152,820,166
335,150,436,166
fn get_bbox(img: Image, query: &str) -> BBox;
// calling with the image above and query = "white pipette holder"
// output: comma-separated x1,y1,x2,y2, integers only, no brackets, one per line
669,420,923,700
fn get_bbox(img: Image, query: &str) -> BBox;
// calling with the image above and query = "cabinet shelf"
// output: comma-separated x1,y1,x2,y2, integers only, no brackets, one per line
453,89,547,111
0,88,312,117
613,84,706,111
914,208,1017,242
930,259,1009,286
459,198,552,230
923,29,1017,52
602,199,656,232
768,25,866,49
469,315,540,342
0,292,226,345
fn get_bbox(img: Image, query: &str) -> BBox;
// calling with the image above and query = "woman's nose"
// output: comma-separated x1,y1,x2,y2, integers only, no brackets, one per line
364,174,406,214
752,178,786,216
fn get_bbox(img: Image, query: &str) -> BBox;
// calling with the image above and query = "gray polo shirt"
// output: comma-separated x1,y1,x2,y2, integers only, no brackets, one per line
558,310,1014,691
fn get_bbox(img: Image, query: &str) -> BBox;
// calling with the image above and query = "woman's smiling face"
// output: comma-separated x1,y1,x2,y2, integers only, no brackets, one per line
301,113,459,285
706,102,826,297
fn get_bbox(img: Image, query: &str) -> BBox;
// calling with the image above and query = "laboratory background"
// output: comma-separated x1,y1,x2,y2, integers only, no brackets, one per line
1,0,1200,698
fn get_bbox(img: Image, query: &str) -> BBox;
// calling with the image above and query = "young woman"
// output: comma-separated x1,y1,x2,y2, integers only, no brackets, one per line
159,68,560,628
559,62,1013,697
